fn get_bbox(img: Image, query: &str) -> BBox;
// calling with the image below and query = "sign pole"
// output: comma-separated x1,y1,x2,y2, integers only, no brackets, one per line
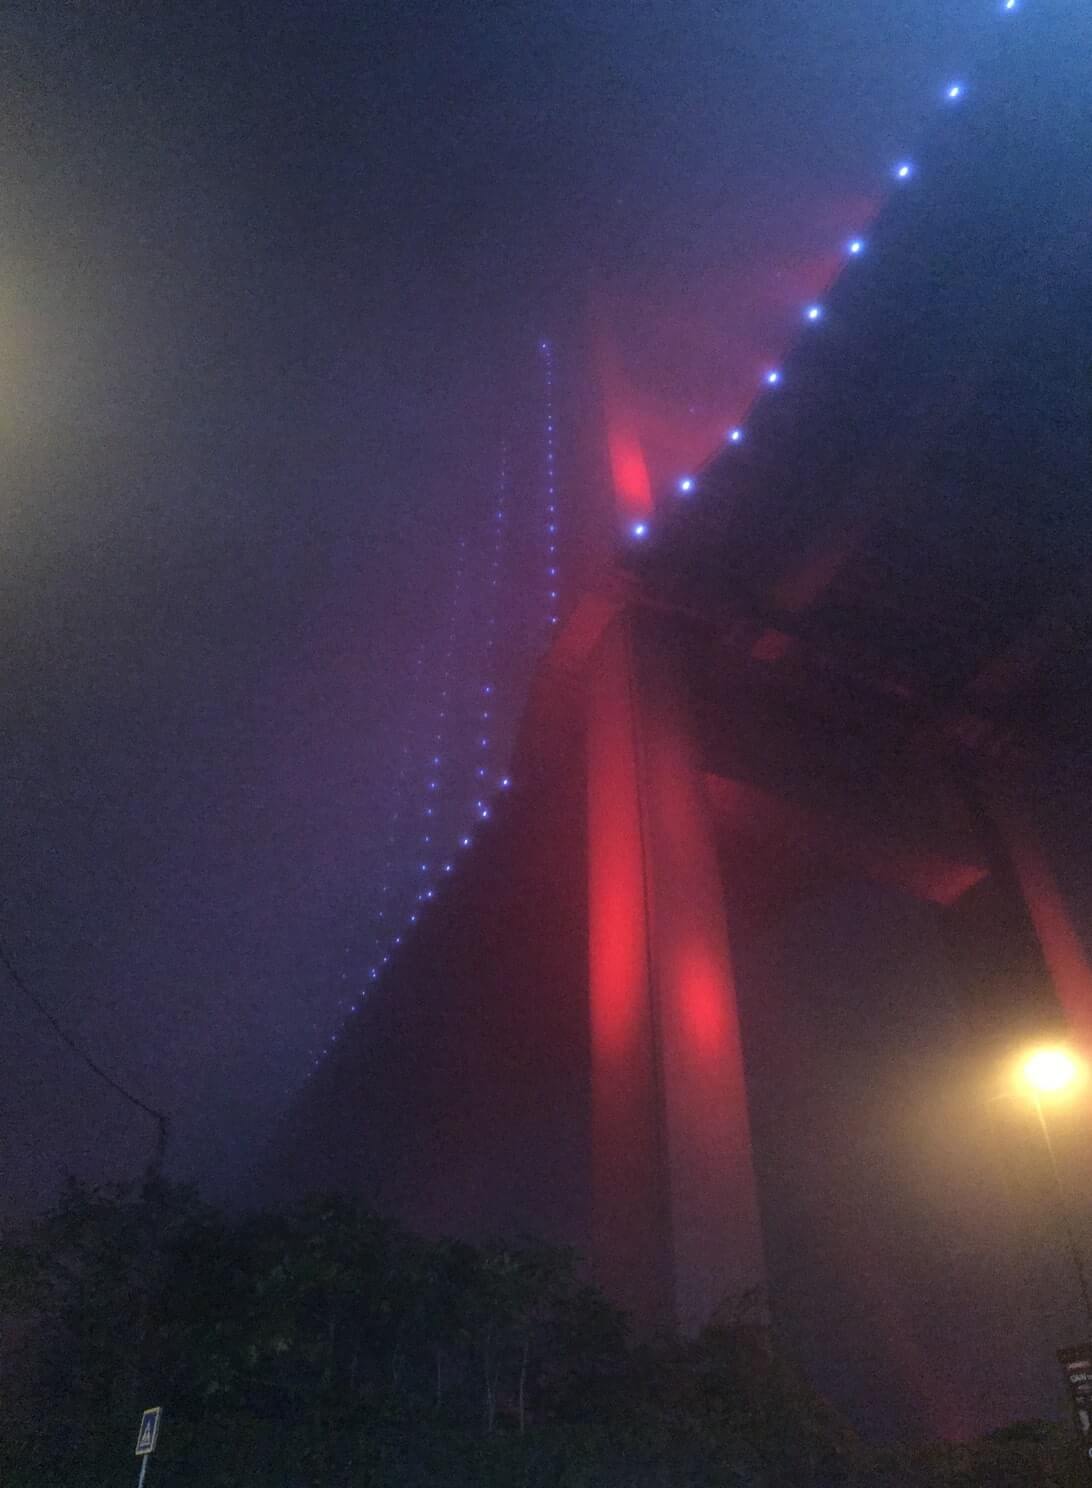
137,1456,149,1488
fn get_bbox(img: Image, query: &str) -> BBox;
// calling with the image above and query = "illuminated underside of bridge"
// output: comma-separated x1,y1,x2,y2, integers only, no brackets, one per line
271,9,1092,1438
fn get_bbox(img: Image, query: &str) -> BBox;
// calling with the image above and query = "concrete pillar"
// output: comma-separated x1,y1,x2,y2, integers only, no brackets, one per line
586,607,765,1332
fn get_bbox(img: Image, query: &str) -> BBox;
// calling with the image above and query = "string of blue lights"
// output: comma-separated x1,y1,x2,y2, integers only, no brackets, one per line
540,339,561,633
305,538,473,1075
468,442,513,831
295,640,428,1081
302,445,520,1080
630,0,1021,543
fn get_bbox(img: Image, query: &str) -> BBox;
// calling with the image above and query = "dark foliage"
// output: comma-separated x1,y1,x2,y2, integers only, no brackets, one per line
0,1180,1081,1486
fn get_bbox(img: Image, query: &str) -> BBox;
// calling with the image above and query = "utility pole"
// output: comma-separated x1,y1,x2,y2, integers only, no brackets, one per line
1033,1092,1092,1336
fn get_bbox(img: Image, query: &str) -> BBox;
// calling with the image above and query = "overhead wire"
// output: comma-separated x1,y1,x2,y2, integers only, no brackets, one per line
0,933,168,1170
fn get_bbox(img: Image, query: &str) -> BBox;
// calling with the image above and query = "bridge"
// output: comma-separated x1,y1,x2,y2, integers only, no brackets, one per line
272,3,1092,1438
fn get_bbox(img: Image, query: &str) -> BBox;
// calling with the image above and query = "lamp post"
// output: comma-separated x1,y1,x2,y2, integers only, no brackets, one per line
1017,1046,1092,1336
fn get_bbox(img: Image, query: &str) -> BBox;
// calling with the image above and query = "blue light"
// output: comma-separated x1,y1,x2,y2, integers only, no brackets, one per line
945,82,964,101
460,835,471,847
728,427,744,443
444,862,453,873
1003,0,1017,9
500,776,511,788
848,238,865,255
894,161,913,180
409,913,417,923
631,521,649,540
805,304,822,322
677,476,694,494
766,369,781,386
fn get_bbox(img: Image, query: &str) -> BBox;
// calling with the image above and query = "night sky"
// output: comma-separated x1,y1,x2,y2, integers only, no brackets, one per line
1,0,1030,1216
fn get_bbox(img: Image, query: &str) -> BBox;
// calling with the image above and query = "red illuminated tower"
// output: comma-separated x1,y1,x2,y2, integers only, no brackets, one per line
273,8,1092,1436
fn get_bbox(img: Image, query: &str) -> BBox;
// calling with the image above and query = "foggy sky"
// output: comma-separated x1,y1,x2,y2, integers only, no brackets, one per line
2,0,1014,1214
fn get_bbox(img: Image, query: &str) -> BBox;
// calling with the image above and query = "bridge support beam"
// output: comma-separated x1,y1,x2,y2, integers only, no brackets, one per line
586,608,765,1333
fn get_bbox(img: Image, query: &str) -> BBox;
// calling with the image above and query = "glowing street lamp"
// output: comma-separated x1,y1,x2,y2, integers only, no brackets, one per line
1021,1045,1083,1097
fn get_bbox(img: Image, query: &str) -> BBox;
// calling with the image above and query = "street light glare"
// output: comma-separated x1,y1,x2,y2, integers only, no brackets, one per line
1022,1046,1081,1095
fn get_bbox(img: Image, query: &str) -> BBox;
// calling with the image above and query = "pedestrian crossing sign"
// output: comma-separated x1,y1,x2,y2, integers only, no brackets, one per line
135,1407,162,1456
